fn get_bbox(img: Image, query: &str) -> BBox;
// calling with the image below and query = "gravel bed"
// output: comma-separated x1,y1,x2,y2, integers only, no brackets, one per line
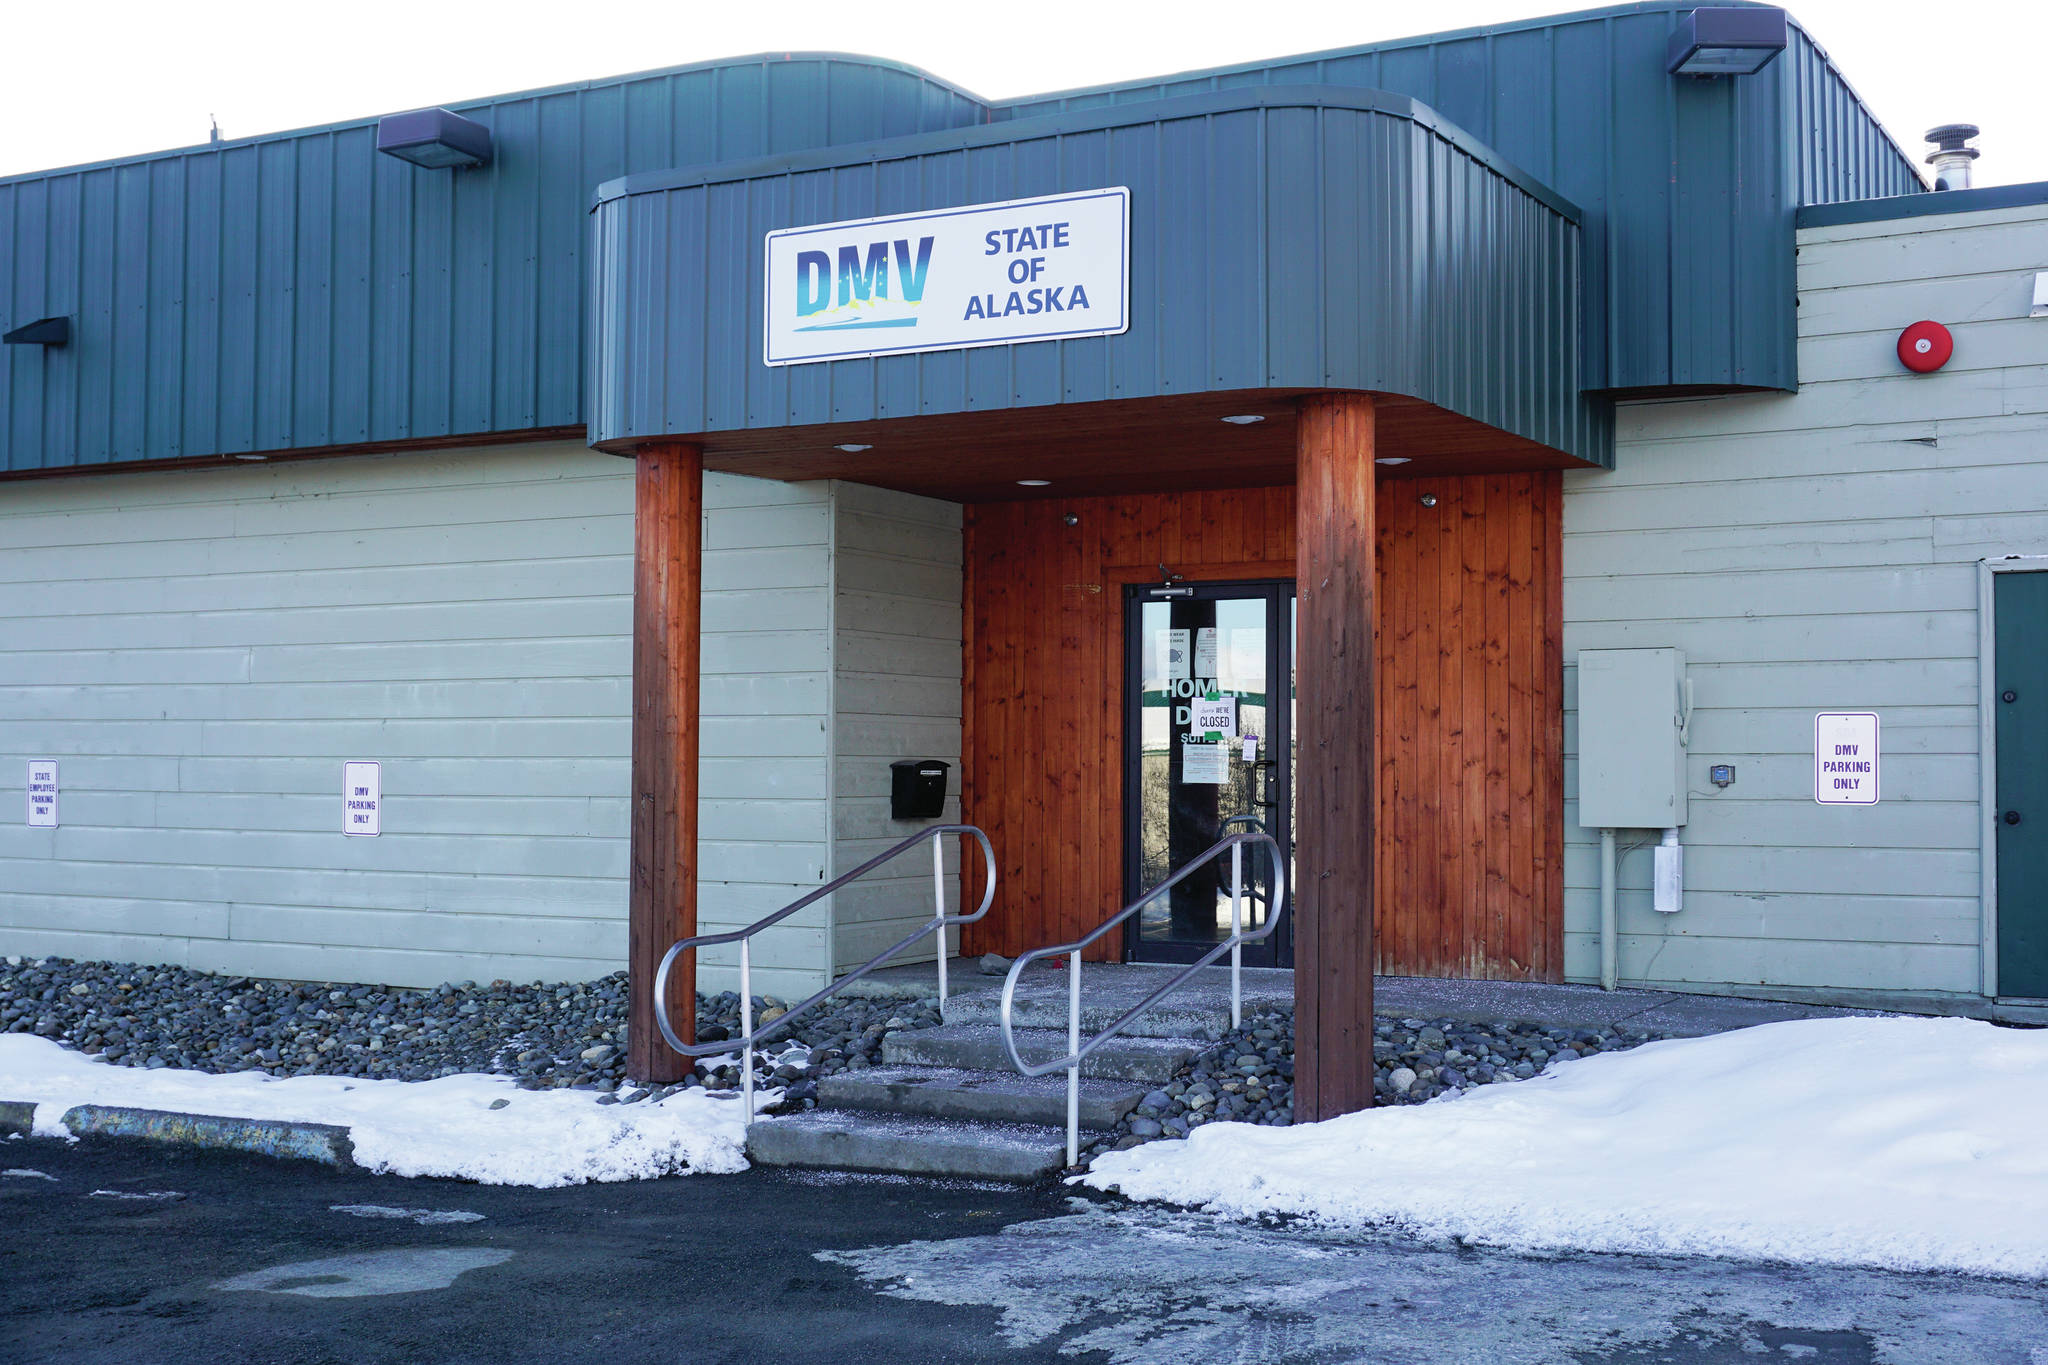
1082,1008,1676,1163
4,955,1676,1154
0,955,937,1107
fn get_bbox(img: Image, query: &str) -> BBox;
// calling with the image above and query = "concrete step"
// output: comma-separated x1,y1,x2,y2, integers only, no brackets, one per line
942,989,1231,1039
881,1023,1200,1084
746,1109,1074,1181
818,1064,1148,1129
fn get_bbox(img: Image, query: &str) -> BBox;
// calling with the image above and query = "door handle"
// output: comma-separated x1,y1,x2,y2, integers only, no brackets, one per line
2005,810,2023,826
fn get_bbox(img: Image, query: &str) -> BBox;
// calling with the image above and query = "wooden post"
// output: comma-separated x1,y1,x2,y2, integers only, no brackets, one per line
1293,393,1378,1121
628,441,704,1085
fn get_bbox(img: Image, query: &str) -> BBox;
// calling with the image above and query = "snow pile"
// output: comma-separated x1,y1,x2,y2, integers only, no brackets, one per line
0,1035,753,1186
1085,1016,2048,1279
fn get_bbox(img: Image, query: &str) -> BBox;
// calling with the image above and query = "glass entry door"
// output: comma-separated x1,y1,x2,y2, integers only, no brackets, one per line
1123,580,1294,966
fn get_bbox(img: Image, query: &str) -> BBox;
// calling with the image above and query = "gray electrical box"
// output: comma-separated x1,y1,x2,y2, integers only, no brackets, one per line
1577,647,1689,829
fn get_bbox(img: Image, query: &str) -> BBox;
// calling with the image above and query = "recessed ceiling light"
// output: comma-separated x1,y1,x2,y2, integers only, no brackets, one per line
1016,479,1051,487
1375,457,1411,466
834,443,872,453
1219,414,1264,425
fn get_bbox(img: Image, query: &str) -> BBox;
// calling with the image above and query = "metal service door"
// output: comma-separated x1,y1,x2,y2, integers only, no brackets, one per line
1997,571,2048,998
1123,580,1293,966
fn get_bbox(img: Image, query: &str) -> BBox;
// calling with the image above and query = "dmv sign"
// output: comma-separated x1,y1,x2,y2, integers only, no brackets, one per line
764,188,1129,366
1814,712,1879,805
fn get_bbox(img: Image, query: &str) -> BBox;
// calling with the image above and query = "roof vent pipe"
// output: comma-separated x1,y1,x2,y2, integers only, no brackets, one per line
1925,124,1980,192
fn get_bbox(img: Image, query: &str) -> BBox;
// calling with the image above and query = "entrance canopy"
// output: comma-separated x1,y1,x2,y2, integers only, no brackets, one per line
588,87,1610,476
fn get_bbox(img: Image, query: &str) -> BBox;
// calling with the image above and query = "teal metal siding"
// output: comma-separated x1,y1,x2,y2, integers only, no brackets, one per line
588,89,1608,465
1783,27,1925,207
0,4,1921,477
994,2,1921,393
0,56,988,475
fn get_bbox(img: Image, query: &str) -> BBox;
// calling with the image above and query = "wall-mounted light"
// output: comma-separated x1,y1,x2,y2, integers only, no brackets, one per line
1666,7,1786,76
1375,456,1411,466
376,108,493,169
1017,479,1051,487
1220,414,1264,425
834,443,873,453
3,316,69,347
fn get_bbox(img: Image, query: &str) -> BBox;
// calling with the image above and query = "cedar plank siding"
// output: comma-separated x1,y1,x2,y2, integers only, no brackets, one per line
961,473,1563,979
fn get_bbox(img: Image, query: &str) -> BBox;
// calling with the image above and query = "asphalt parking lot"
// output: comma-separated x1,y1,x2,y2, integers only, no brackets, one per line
2,1135,2044,1364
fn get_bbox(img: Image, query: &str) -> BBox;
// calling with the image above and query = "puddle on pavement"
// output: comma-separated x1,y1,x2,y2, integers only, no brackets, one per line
215,1248,514,1298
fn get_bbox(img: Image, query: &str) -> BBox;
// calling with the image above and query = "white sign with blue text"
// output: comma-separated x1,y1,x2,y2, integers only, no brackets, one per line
763,188,1129,366
25,760,57,828
344,761,382,836
1814,712,1879,805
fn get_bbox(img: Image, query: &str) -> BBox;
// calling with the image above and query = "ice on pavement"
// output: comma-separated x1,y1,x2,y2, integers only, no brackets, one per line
331,1204,488,1224
1084,1016,2048,1280
0,1034,754,1186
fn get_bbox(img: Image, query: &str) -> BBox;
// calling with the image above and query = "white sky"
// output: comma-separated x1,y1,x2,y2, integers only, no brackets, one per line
2,0,2042,186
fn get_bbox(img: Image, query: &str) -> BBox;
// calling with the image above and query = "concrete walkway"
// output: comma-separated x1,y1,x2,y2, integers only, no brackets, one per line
847,958,1887,1038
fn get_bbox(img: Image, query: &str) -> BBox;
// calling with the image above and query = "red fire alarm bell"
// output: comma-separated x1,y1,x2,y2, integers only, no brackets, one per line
1897,320,1953,373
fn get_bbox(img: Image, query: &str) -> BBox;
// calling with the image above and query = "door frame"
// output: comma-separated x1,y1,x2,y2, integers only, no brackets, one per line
1117,572,1297,966
1099,560,1295,965
1979,556,2048,1001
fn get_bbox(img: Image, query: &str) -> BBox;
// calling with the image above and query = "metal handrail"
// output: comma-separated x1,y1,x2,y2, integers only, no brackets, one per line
1219,815,1272,907
997,830,1286,1166
654,823,996,1115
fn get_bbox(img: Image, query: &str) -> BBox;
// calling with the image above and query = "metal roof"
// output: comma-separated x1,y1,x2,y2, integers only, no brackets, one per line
0,54,987,475
0,4,1919,478
589,87,1606,464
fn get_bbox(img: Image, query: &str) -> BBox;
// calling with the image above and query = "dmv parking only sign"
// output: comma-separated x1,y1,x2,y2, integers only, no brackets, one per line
1815,712,1879,805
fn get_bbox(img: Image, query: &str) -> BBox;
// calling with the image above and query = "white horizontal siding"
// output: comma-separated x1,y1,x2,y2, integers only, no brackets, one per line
827,482,963,976
0,443,834,998
1561,200,2048,996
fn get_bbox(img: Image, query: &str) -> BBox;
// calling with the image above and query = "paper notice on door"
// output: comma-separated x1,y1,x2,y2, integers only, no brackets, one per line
1180,741,1228,785
1190,696,1238,741
1194,627,1218,678
1242,735,1258,763
1158,628,1192,681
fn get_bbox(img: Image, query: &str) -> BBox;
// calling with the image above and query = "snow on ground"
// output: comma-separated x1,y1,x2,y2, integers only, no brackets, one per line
1084,1016,2048,1280
0,1035,754,1186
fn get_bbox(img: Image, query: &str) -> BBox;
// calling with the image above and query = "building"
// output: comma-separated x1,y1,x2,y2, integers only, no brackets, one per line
2,3,2043,1113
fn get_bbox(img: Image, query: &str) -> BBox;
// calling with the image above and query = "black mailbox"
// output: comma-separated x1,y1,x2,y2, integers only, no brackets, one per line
890,759,949,821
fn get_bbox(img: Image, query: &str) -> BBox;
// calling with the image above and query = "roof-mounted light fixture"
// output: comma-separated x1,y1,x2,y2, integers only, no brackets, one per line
3,316,69,347
1667,7,1787,76
376,108,492,170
